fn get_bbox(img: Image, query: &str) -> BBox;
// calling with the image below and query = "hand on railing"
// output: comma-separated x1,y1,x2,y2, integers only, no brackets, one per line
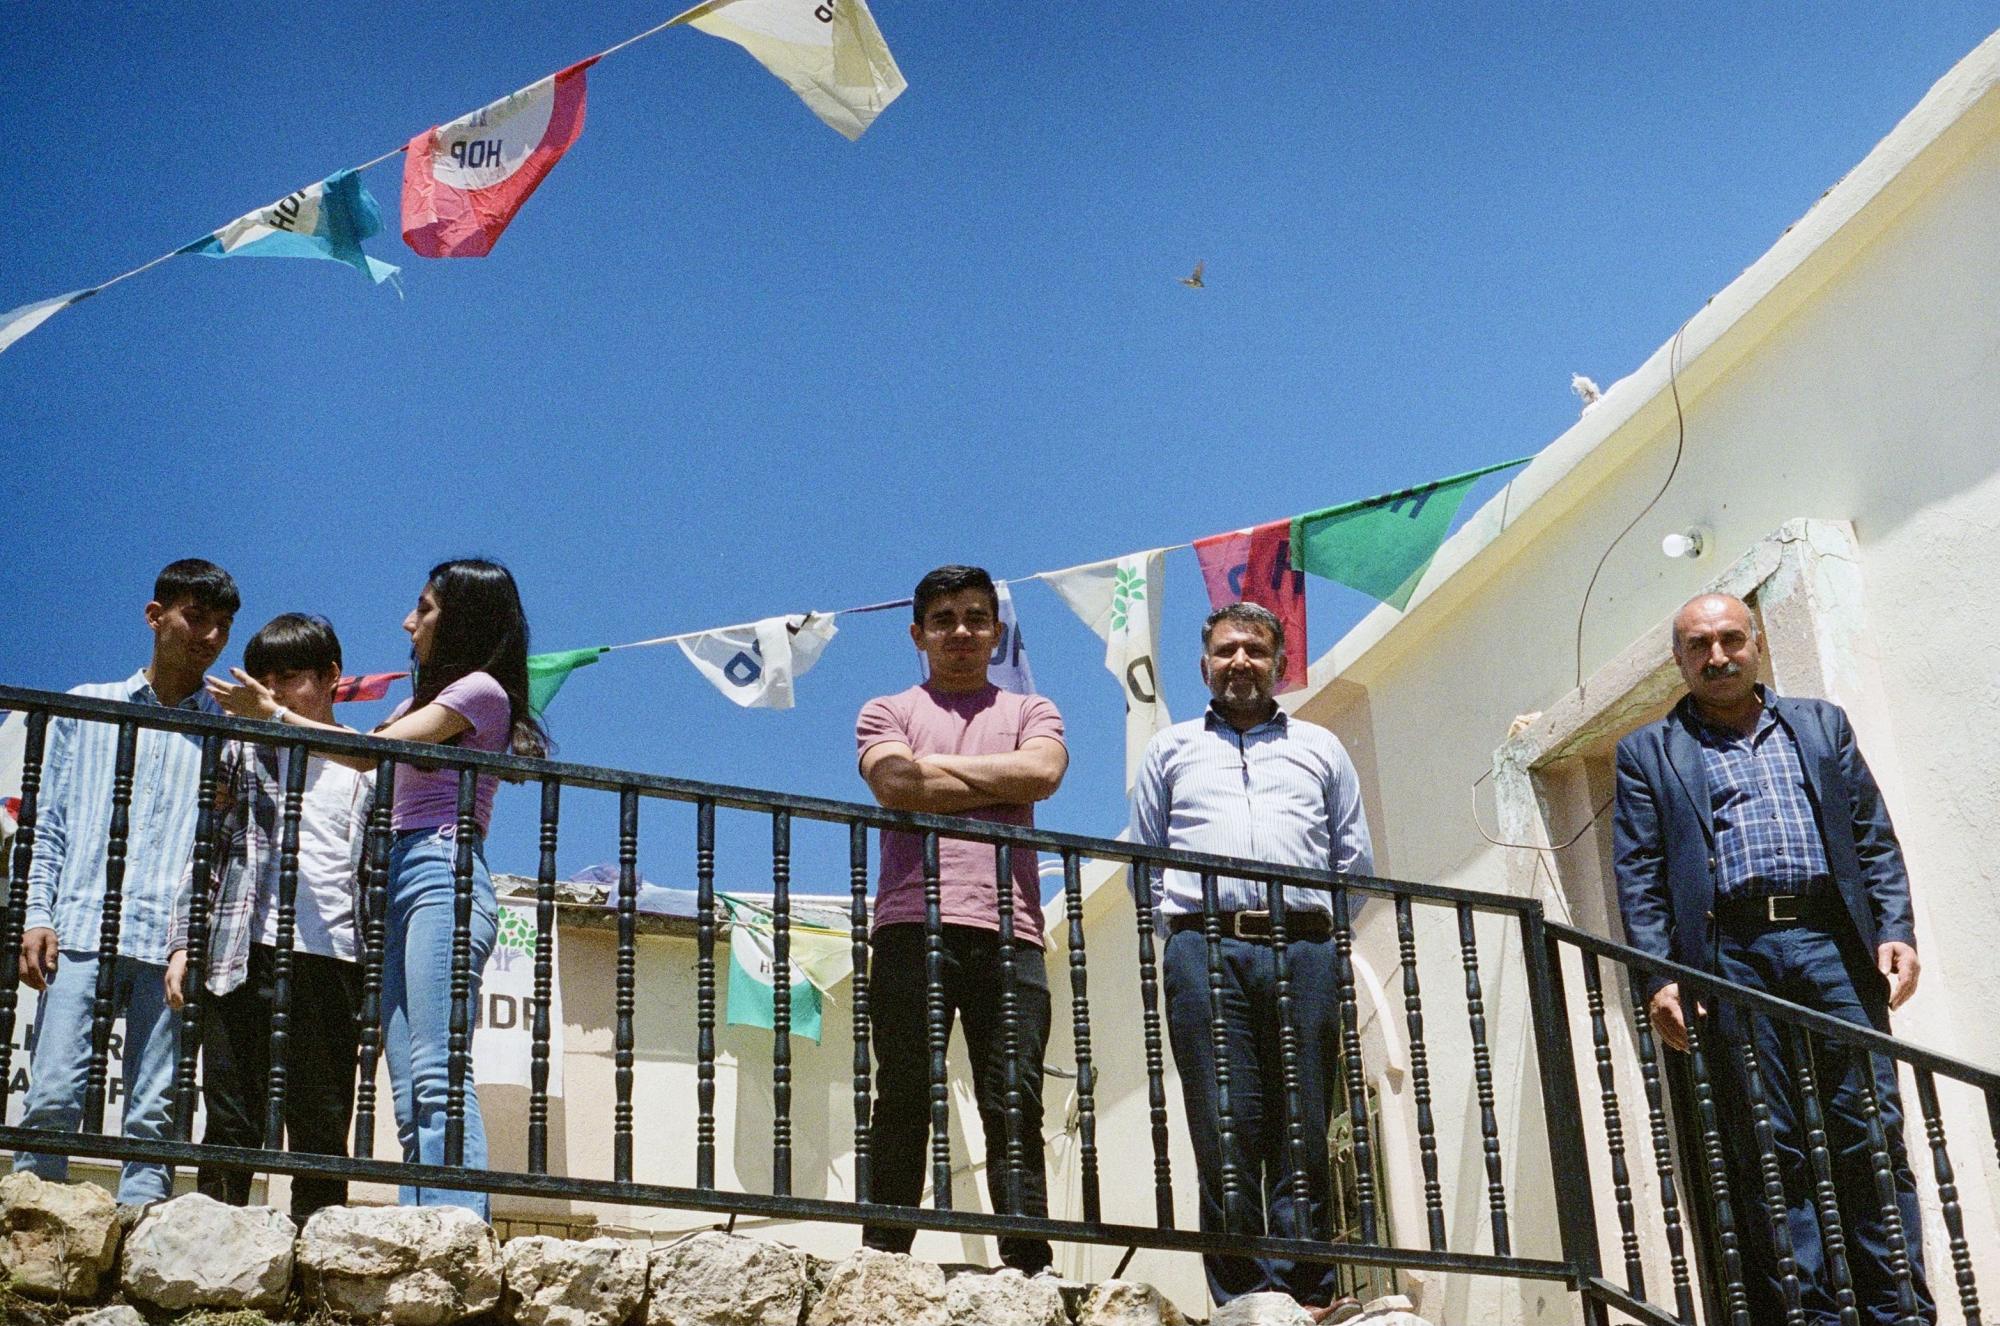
17,926,57,992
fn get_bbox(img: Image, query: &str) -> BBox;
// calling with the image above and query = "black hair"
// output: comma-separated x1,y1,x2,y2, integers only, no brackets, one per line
154,559,240,615
243,613,342,679
1201,602,1287,666
911,565,999,624
413,558,548,759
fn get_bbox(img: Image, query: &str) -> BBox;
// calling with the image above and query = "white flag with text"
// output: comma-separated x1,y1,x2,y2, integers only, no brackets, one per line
1041,551,1169,788
678,613,838,709
681,0,906,140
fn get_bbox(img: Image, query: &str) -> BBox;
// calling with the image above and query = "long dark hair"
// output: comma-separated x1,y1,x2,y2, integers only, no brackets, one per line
412,558,548,759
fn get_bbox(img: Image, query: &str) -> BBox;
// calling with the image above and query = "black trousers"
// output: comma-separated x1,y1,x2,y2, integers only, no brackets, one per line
863,923,1053,1272
197,944,364,1222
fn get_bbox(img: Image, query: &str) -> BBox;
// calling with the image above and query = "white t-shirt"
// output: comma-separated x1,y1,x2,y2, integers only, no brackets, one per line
253,756,365,961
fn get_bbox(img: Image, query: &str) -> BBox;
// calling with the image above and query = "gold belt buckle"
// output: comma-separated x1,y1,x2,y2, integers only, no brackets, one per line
1233,910,1269,939
1767,895,1801,922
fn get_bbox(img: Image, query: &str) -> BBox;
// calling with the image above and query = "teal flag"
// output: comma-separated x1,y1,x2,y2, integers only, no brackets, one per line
527,647,608,717
1290,456,1533,610
723,898,832,1043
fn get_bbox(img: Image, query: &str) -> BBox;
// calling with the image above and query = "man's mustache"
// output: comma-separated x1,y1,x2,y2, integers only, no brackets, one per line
1701,661,1744,680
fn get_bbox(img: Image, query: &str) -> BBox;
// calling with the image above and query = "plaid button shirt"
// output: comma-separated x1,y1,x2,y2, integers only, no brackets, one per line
1691,697,1831,902
169,741,373,995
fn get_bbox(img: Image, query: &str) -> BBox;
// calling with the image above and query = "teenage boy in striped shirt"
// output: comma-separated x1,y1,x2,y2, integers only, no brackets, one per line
15,559,239,1204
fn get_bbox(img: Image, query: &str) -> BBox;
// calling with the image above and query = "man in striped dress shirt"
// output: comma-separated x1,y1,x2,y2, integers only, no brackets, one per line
14,559,238,1204
1131,602,1373,1321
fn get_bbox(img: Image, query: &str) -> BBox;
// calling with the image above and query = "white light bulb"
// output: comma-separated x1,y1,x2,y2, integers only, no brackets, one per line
1661,529,1705,560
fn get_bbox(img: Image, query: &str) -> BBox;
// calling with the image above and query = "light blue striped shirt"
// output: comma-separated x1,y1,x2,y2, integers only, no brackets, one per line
24,671,222,964
1130,705,1374,920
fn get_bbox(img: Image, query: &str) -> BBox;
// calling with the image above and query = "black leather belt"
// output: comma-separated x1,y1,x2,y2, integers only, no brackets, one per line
1714,892,1843,931
1167,910,1334,942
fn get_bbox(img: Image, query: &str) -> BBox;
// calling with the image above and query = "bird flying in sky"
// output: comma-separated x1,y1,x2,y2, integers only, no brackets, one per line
1179,260,1205,289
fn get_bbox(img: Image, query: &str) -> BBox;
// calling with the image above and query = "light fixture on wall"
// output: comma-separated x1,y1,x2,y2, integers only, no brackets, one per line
1661,526,1708,560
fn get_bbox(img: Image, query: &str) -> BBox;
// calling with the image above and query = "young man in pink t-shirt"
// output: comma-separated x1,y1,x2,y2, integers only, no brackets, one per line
855,565,1068,1273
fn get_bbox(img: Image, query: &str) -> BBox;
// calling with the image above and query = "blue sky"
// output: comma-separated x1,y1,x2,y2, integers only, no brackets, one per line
5,4,1996,895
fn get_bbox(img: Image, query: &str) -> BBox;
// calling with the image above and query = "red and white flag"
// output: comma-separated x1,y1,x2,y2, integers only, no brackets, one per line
402,58,597,258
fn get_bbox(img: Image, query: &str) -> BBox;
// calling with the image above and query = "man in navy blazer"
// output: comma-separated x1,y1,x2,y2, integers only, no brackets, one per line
1614,592,1931,1326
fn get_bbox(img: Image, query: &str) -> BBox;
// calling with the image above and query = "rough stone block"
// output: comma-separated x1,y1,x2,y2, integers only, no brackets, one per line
120,1191,294,1311
803,1247,947,1326
942,1268,1067,1326
298,1204,501,1325
1211,1292,1313,1326
502,1235,648,1326
0,1173,120,1300
646,1231,812,1326
1074,1279,1188,1326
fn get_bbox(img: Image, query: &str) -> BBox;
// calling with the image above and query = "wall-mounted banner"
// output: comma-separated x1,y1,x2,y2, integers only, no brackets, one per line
1041,550,1168,790
678,612,838,709
473,901,564,1091
682,0,906,141
182,169,400,286
1193,518,1308,693
403,58,598,259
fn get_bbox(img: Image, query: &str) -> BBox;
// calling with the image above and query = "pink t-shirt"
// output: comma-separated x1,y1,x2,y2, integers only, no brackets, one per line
388,671,513,834
855,684,1065,945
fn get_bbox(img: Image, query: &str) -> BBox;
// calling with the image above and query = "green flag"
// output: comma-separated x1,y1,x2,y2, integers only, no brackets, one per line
526,647,608,717
721,896,850,1043
1289,456,1533,610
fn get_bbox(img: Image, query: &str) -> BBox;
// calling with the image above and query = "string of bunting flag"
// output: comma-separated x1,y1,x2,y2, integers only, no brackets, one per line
331,456,1533,784
0,0,908,355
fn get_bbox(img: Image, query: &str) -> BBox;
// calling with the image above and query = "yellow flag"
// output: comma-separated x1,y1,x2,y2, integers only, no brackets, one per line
677,0,906,140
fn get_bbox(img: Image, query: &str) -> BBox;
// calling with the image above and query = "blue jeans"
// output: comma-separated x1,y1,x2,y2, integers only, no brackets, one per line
13,950,180,1203
1712,921,1935,1326
383,829,498,1217
1163,929,1342,1308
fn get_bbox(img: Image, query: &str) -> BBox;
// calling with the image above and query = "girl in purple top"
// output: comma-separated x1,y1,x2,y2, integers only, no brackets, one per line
210,558,546,1217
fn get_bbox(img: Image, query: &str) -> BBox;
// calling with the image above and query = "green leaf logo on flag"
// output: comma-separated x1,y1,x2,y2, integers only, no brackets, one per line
1289,456,1533,611
1110,565,1145,633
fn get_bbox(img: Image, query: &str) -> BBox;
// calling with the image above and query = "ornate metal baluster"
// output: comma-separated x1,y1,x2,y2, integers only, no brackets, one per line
695,799,717,1189
265,742,308,1151
1734,1024,1806,1325
1580,952,1644,1297
83,721,138,1134
1395,895,1446,1250
1061,850,1101,1223
1912,1067,1981,1322
171,733,221,1140
0,715,48,1120
1682,1006,1752,1326
614,787,639,1183
849,821,872,1205
1199,871,1240,1229
1772,1023,1858,1326
1266,878,1311,1214
1333,884,1378,1244
922,830,952,1209
1854,1053,1921,1324
1130,860,1175,1227
352,758,394,1160
527,776,560,1175
994,842,1025,1218
1627,977,1696,1323
1456,902,1508,1253
444,768,478,1167
771,809,793,1197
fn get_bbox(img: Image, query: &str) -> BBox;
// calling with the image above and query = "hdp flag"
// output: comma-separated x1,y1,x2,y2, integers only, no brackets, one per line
1040,551,1169,790
0,287,99,357
1290,457,1533,610
181,169,401,285
681,0,906,140
722,896,850,1043
1193,519,1308,694
527,647,607,717
678,614,838,710
402,58,597,258
332,672,406,704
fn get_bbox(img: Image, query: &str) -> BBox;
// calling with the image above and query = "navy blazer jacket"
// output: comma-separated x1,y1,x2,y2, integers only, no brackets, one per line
1612,693,1916,998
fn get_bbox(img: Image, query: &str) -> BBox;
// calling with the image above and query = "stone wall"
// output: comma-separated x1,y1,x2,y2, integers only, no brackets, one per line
0,1175,1437,1326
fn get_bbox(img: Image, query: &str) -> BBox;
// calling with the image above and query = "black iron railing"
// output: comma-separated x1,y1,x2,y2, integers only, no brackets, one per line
0,683,1993,1324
